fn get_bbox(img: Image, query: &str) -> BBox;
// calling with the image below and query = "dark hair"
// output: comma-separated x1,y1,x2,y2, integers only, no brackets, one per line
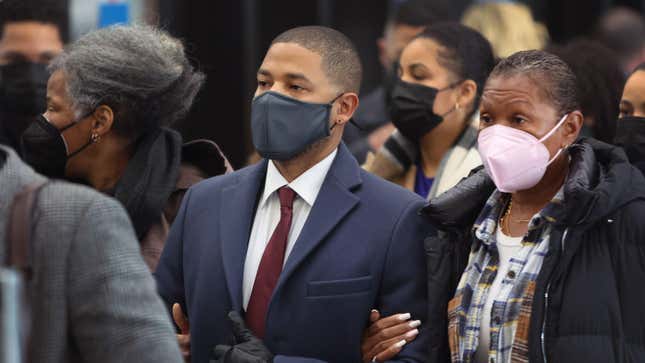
388,0,447,27
416,22,495,119
595,7,645,61
0,0,68,42
489,50,580,117
547,40,625,143
271,26,363,94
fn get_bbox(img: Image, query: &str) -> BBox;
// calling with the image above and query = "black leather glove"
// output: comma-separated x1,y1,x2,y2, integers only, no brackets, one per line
210,311,274,363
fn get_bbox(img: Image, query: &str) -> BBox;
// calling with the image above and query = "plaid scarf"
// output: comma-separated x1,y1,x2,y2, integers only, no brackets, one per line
448,187,565,363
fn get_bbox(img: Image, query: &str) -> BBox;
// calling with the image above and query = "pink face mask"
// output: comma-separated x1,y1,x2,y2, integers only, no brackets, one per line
477,114,568,193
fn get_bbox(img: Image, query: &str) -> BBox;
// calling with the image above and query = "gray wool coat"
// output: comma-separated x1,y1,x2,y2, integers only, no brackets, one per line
0,146,182,363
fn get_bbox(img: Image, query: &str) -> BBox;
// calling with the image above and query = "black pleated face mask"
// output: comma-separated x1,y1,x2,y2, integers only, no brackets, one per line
21,114,94,178
0,62,49,115
615,116,645,163
388,79,459,141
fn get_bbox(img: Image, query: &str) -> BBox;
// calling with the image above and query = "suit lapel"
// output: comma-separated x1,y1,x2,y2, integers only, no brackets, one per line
275,144,362,291
219,161,267,311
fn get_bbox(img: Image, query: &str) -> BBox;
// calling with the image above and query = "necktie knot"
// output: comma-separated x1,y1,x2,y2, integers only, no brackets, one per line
278,186,296,211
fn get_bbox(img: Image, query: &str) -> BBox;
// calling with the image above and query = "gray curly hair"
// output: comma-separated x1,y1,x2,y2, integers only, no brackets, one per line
49,25,205,139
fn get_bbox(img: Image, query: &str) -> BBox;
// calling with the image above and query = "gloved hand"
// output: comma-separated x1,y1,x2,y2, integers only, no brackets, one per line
210,311,274,363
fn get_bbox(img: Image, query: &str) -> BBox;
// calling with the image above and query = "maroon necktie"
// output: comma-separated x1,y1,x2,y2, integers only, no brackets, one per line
246,186,296,338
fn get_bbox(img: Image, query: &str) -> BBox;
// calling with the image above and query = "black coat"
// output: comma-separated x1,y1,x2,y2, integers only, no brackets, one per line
421,138,645,363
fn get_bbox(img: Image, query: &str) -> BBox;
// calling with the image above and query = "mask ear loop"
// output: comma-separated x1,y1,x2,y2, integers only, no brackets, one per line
59,109,100,157
540,113,570,165
538,113,569,143
329,93,361,131
436,80,465,119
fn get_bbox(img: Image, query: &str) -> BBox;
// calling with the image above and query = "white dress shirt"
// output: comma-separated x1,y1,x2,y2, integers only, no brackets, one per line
242,149,338,310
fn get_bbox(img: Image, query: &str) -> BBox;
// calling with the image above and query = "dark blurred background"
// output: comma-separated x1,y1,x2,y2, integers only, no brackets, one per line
69,0,645,167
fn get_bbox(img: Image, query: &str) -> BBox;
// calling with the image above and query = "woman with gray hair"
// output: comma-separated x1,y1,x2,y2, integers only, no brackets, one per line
363,50,645,363
20,25,231,271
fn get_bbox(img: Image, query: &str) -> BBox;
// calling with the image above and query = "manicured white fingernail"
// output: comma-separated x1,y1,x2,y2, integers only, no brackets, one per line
398,313,411,321
371,309,379,313
405,329,419,338
395,339,407,348
409,320,421,328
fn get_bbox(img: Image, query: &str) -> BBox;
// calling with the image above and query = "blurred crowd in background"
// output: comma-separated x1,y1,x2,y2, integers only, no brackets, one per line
2,0,645,363
9,0,643,167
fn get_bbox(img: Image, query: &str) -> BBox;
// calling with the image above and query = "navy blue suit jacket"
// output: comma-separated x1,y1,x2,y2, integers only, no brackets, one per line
155,144,432,363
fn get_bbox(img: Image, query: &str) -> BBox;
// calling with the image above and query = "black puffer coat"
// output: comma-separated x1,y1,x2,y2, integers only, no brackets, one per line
422,138,645,363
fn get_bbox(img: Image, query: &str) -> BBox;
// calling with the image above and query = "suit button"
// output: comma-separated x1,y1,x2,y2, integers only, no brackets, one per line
507,270,516,279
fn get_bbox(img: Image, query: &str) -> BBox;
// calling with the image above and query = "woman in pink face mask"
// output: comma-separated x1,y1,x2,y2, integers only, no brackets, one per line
363,50,645,363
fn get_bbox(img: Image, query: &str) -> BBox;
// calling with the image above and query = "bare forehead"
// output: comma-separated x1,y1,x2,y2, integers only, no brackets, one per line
401,37,442,62
47,70,72,103
624,71,645,98
0,22,62,48
482,74,546,106
260,42,324,76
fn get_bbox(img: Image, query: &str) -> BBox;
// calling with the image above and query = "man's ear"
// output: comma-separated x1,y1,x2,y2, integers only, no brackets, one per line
562,110,584,145
334,93,360,126
90,104,115,137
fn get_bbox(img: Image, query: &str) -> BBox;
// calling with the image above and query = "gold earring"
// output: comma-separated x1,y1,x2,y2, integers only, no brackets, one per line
455,103,460,111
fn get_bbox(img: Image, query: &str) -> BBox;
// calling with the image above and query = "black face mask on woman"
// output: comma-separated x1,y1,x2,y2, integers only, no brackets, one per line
21,114,95,178
615,116,645,163
388,79,459,141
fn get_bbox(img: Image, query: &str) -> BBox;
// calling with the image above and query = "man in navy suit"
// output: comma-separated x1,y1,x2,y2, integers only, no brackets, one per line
155,26,432,363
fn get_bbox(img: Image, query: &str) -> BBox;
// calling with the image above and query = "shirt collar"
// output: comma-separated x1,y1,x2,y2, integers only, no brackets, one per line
259,149,338,208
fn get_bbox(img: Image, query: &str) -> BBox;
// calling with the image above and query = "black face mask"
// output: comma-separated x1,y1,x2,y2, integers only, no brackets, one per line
251,91,341,161
0,62,49,115
0,62,49,148
389,79,459,141
21,114,94,178
615,116,645,164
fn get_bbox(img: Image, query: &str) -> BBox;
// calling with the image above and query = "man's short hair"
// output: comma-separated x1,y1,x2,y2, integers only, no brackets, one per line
0,0,68,42
271,26,363,94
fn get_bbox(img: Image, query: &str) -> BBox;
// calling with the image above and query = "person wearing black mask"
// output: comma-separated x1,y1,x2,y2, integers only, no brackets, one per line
0,0,65,151
364,23,495,200
343,0,444,163
20,25,231,271
616,62,645,175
